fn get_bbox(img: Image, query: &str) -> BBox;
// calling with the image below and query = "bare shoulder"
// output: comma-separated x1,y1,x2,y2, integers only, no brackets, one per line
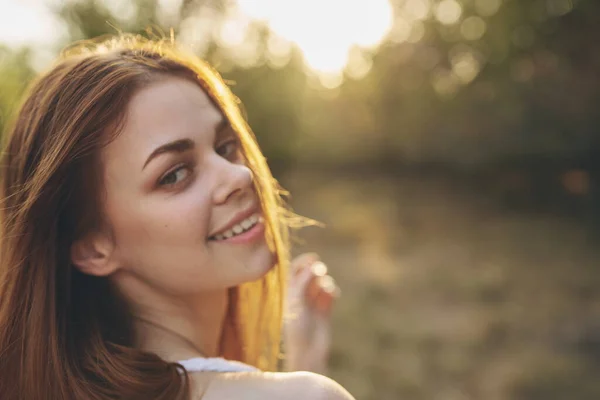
188,370,355,400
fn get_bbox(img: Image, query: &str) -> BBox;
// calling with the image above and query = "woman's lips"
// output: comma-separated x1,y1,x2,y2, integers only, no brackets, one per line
208,205,259,238
210,217,265,245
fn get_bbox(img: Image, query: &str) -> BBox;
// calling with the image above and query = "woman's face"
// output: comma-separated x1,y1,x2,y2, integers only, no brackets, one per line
99,76,274,295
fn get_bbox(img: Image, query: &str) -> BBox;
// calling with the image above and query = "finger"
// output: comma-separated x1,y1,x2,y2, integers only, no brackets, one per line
304,262,328,293
293,260,327,291
315,286,336,316
291,260,315,292
291,252,320,276
310,274,338,297
312,312,333,359
289,262,326,306
311,261,327,277
305,274,322,306
319,274,337,294
305,273,337,310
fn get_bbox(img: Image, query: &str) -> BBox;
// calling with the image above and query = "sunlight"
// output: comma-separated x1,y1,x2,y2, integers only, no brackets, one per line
0,0,63,47
236,0,393,81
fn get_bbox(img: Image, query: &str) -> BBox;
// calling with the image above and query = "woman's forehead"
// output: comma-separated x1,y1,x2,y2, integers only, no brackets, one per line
127,77,221,136
103,77,224,167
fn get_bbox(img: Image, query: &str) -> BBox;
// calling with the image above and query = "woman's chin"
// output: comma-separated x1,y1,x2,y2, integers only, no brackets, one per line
216,241,277,286
246,247,277,282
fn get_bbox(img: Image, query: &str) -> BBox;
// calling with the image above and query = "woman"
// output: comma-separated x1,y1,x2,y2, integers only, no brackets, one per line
0,35,354,400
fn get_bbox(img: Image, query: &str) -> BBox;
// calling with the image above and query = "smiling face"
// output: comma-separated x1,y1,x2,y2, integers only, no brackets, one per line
98,75,275,296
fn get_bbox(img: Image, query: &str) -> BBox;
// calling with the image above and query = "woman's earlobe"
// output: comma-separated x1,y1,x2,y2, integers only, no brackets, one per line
70,235,118,276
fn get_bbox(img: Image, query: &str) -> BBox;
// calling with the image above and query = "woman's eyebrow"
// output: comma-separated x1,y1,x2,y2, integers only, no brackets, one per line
215,118,232,137
143,138,194,170
142,118,230,171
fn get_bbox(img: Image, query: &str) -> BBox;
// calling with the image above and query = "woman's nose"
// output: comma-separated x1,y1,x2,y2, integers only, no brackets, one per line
212,159,253,205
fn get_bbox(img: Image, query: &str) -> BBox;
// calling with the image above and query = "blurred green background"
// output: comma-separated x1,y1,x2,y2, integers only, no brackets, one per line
2,0,600,399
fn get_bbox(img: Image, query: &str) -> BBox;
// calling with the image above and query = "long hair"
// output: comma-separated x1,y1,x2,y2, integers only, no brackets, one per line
0,35,290,400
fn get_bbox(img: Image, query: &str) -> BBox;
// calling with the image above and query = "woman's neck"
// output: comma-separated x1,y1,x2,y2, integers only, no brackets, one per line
128,288,229,362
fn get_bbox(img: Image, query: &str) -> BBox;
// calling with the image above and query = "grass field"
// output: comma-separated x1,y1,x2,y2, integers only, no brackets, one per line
284,169,600,400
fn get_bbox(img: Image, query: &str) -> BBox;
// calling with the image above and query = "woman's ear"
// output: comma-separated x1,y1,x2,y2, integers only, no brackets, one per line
71,233,119,276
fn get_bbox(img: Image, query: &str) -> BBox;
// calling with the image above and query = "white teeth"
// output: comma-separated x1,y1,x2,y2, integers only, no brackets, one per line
212,213,261,241
241,219,253,230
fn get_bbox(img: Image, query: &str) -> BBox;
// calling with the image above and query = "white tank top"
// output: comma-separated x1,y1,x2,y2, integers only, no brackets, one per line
178,357,258,373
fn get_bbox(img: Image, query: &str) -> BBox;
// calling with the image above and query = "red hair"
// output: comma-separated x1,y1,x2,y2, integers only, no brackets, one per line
0,36,291,399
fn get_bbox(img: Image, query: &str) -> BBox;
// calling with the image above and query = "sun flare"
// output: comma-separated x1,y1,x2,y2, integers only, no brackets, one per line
235,0,393,85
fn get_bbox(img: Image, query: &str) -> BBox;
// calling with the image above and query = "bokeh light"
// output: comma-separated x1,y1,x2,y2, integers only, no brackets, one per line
434,0,463,25
0,0,64,47
546,0,573,16
236,0,393,85
403,0,432,21
451,48,482,83
474,0,502,17
460,16,487,41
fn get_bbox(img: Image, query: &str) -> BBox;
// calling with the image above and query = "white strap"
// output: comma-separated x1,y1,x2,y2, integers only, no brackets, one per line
178,357,258,373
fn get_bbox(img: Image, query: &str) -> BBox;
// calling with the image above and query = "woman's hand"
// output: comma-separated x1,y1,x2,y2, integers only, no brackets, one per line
284,253,340,374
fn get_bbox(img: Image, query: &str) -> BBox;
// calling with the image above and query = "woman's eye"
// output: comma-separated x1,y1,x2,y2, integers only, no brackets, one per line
158,165,191,187
216,139,240,160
